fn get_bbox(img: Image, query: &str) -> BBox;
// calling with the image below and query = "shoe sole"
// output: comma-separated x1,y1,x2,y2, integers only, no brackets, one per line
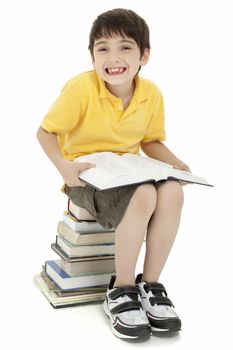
103,300,151,341
149,317,182,333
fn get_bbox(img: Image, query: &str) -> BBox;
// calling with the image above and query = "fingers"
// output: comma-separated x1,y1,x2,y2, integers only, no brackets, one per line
173,164,191,173
67,162,95,187
76,179,87,187
77,162,96,172
62,161,95,187
65,178,86,187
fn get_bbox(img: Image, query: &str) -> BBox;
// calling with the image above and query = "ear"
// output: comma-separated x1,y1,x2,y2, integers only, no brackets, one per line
140,48,150,67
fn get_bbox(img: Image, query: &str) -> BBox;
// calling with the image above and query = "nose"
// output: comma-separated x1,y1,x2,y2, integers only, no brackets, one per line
108,57,120,66
108,50,121,65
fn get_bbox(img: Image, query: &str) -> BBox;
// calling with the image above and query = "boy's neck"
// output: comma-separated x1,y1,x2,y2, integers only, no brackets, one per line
105,80,135,109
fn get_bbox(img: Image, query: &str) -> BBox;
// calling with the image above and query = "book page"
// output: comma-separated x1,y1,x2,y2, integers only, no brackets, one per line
77,152,132,175
77,152,171,176
121,153,173,171
75,152,211,190
75,152,172,189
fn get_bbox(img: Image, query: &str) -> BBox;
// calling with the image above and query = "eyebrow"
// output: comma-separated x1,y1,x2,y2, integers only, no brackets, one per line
94,39,136,47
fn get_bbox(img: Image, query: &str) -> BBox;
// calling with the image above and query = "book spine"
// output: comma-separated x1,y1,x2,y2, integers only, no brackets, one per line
57,222,80,245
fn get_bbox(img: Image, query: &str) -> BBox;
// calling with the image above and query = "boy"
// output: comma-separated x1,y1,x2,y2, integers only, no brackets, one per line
37,9,190,341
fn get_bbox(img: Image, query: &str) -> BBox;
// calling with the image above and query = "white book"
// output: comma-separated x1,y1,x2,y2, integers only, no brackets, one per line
57,221,115,245
75,152,212,190
68,200,95,221
63,212,114,233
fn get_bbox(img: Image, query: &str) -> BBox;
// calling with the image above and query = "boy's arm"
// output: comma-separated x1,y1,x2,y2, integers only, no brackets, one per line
36,127,95,186
140,140,191,172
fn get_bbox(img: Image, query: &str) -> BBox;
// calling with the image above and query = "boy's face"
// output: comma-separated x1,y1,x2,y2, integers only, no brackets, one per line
92,35,149,86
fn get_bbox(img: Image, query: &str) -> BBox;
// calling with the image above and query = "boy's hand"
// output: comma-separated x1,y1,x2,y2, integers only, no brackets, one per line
58,160,96,187
173,162,191,173
173,161,191,186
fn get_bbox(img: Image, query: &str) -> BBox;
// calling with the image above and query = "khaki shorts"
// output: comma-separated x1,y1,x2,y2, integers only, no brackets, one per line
64,183,141,229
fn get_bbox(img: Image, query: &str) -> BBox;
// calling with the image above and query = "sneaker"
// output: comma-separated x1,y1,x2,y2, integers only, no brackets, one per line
136,273,182,333
103,275,151,341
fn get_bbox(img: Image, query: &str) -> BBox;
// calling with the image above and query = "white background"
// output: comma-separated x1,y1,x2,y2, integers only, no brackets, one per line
1,0,232,349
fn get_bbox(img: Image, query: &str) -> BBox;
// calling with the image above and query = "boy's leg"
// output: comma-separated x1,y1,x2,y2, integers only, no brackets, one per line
103,183,157,340
142,181,184,282
136,181,184,333
114,183,157,287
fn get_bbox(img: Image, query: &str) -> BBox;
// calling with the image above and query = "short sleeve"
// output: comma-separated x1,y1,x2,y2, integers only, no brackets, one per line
41,81,81,136
142,90,166,142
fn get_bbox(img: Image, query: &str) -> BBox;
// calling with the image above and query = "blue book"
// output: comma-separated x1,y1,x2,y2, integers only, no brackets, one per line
45,260,114,290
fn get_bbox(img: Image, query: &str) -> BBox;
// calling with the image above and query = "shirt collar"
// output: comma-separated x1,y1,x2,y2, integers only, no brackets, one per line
95,70,148,105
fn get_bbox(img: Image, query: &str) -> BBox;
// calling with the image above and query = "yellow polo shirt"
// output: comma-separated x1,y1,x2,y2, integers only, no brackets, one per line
41,70,166,160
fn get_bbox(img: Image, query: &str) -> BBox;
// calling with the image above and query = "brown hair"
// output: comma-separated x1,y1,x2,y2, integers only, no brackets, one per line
88,8,150,58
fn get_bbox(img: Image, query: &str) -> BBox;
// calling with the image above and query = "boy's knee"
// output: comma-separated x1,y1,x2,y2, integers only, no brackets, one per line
158,181,184,209
133,183,157,215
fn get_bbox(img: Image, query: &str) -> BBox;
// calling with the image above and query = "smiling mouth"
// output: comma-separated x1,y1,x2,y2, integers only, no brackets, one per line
105,67,127,75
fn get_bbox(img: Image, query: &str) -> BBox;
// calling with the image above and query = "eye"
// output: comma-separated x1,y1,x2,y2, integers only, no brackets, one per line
122,46,132,51
97,47,108,52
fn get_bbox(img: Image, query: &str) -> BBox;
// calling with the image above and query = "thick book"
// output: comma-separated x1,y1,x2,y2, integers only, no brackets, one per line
51,243,114,263
55,258,115,276
74,152,212,190
33,273,106,308
68,199,95,221
44,260,114,290
57,221,115,245
40,268,107,295
62,212,114,233
55,235,115,258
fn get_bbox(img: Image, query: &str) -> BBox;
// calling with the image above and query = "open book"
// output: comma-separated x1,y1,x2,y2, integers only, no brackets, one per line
74,152,212,190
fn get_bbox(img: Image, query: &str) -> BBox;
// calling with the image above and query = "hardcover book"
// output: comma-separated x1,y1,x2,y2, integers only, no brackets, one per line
56,235,115,258
51,243,114,263
57,220,115,245
45,260,114,290
57,257,115,276
33,273,106,308
62,212,114,233
68,199,96,221
75,152,212,190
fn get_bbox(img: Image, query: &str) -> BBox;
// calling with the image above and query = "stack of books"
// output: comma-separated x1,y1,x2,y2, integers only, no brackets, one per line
33,199,115,308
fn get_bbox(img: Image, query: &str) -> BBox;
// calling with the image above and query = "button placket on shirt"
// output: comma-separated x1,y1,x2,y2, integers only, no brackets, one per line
118,104,123,111
110,97,124,121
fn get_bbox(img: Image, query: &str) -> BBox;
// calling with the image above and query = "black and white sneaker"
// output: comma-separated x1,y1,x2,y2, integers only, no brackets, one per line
136,273,182,333
103,275,151,341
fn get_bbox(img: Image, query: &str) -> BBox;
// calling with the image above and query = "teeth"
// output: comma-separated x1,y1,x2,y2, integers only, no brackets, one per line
107,67,125,74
